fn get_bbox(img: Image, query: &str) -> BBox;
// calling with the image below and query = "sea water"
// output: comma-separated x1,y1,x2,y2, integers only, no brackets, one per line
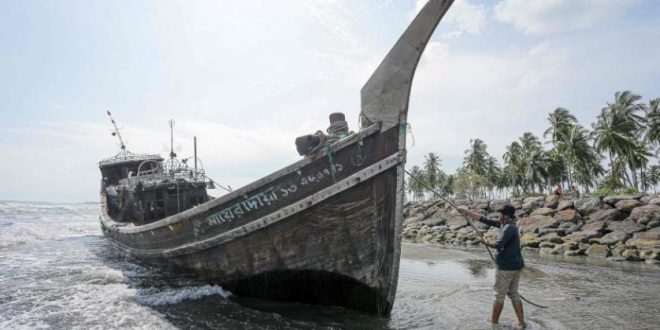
1,201,659,329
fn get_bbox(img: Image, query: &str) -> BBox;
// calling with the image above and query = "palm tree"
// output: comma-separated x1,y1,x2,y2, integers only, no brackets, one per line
464,139,489,176
592,91,647,189
503,141,524,196
423,153,446,194
644,98,660,151
407,165,426,201
544,107,578,188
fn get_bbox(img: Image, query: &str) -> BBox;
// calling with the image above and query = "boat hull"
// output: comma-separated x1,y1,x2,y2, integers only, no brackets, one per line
101,125,403,314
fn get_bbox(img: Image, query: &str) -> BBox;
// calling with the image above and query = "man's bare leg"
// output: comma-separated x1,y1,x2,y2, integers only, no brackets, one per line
489,301,504,324
512,300,525,327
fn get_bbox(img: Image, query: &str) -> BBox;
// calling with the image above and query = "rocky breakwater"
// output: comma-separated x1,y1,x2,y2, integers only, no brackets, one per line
402,194,660,265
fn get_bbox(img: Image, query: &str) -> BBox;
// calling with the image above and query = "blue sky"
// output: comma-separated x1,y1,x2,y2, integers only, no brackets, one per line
1,0,659,202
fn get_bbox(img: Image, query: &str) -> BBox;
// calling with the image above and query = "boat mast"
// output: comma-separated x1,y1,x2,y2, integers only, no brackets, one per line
194,136,198,175
107,111,126,150
169,119,177,161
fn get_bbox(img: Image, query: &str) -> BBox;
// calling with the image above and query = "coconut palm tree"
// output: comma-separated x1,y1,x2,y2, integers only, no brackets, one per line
406,165,426,201
644,98,660,151
423,152,446,194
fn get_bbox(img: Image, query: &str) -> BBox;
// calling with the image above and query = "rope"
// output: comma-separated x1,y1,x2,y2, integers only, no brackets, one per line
326,147,337,183
404,169,548,309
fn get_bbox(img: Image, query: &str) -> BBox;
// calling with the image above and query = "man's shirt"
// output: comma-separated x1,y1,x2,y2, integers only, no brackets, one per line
480,217,525,271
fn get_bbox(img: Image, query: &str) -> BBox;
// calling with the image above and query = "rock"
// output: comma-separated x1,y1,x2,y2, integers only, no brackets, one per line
516,216,559,234
629,204,660,224
521,233,540,248
614,199,642,212
554,209,582,222
626,232,660,249
539,232,564,244
565,249,584,256
474,199,490,210
423,205,441,218
484,227,501,240
404,215,424,226
587,209,626,223
539,247,557,255
564,231,603,243
472,220,490,231
606,220,645,235
531,207,555,216
640,196,651,204
431,225,449,233
648,198,660,206
490,199,508,212
557,200,574,211
539,241,556,248
582,221,606,232
648,220,660,229
650,227,660,233
545,195,559,209
596,231,630,245
553,242,576,254
447,216,468,230
603,195,640,206
422,216,446,226
509,198,524,209
575,197,602,216
585,244,610,258
538,228,565,236
622,249,640,261
522,197,545,214
639,249,660,261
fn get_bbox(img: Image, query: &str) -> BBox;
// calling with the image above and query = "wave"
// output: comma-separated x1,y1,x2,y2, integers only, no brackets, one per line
135,285,232,306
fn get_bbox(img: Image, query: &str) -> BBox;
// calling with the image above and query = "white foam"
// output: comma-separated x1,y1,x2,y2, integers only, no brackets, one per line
135,285,232,306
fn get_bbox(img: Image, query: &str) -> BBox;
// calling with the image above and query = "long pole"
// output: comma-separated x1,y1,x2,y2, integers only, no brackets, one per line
194,136,198,174
404,169,548,309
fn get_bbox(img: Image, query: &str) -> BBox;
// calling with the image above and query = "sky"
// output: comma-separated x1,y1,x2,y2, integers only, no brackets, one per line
1,0,659,203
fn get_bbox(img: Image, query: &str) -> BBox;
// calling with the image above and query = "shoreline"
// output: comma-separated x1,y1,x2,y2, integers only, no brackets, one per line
402,194,660,267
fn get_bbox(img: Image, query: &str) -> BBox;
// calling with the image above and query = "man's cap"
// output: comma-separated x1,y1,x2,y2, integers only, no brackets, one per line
496,204,516,218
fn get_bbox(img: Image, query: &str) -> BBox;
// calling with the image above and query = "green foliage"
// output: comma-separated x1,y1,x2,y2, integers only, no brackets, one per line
521,192,545,198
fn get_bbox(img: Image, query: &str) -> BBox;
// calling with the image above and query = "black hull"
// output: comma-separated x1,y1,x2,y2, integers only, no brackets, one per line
102,125,403,315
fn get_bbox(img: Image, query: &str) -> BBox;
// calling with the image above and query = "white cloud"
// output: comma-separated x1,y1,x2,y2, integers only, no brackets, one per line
413,0,487,36
495,0,641,35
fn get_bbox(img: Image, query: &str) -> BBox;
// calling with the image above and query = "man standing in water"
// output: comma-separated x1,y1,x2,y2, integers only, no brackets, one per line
458,204,525,328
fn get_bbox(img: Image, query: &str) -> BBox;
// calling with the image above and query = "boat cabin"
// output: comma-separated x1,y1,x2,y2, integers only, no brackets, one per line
100,150,211,224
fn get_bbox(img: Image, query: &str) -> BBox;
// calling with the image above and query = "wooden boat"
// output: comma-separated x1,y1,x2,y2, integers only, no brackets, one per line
99,0,454,315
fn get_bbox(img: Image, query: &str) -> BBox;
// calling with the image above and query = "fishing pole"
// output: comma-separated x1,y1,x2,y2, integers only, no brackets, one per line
404,169,548,309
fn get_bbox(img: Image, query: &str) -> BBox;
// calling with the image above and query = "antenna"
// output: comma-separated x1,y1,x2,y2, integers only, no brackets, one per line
107,111,126,150
169,119,176,160
194,136,198,174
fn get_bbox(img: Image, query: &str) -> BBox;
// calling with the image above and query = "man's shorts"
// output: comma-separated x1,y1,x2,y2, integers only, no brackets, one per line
493,269,522,303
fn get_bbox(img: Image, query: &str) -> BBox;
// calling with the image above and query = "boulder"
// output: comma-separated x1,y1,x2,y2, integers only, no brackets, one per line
606,219,645,235
538,228,566,236
585,244,610,258
648,198,660,206
521,233,540,248
403,215,424,226
564,249,584,256
472,220,490,231
596,231,630,245
639,249,660,261
422,216,446,226
474,199,490,210
539,241,556,248
554,209,582,222
626,232,660,249
447,216,469,230
621,249,641,261
490,199,508,212
531,207,555,216
575,197,602,216
545,195,559,209
522,197,545,214
423,205,441,218
539,247,557,255
582,221,606,232
556,200,574,211
553,243,576,254
484,227,501,241
614,199,642,212
431,225,449,233
516,215,559,234
629,204,660,224
586,209,626,223
603,195,640,206
648,220,660,229
564,231,603,243
539,232,563,244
